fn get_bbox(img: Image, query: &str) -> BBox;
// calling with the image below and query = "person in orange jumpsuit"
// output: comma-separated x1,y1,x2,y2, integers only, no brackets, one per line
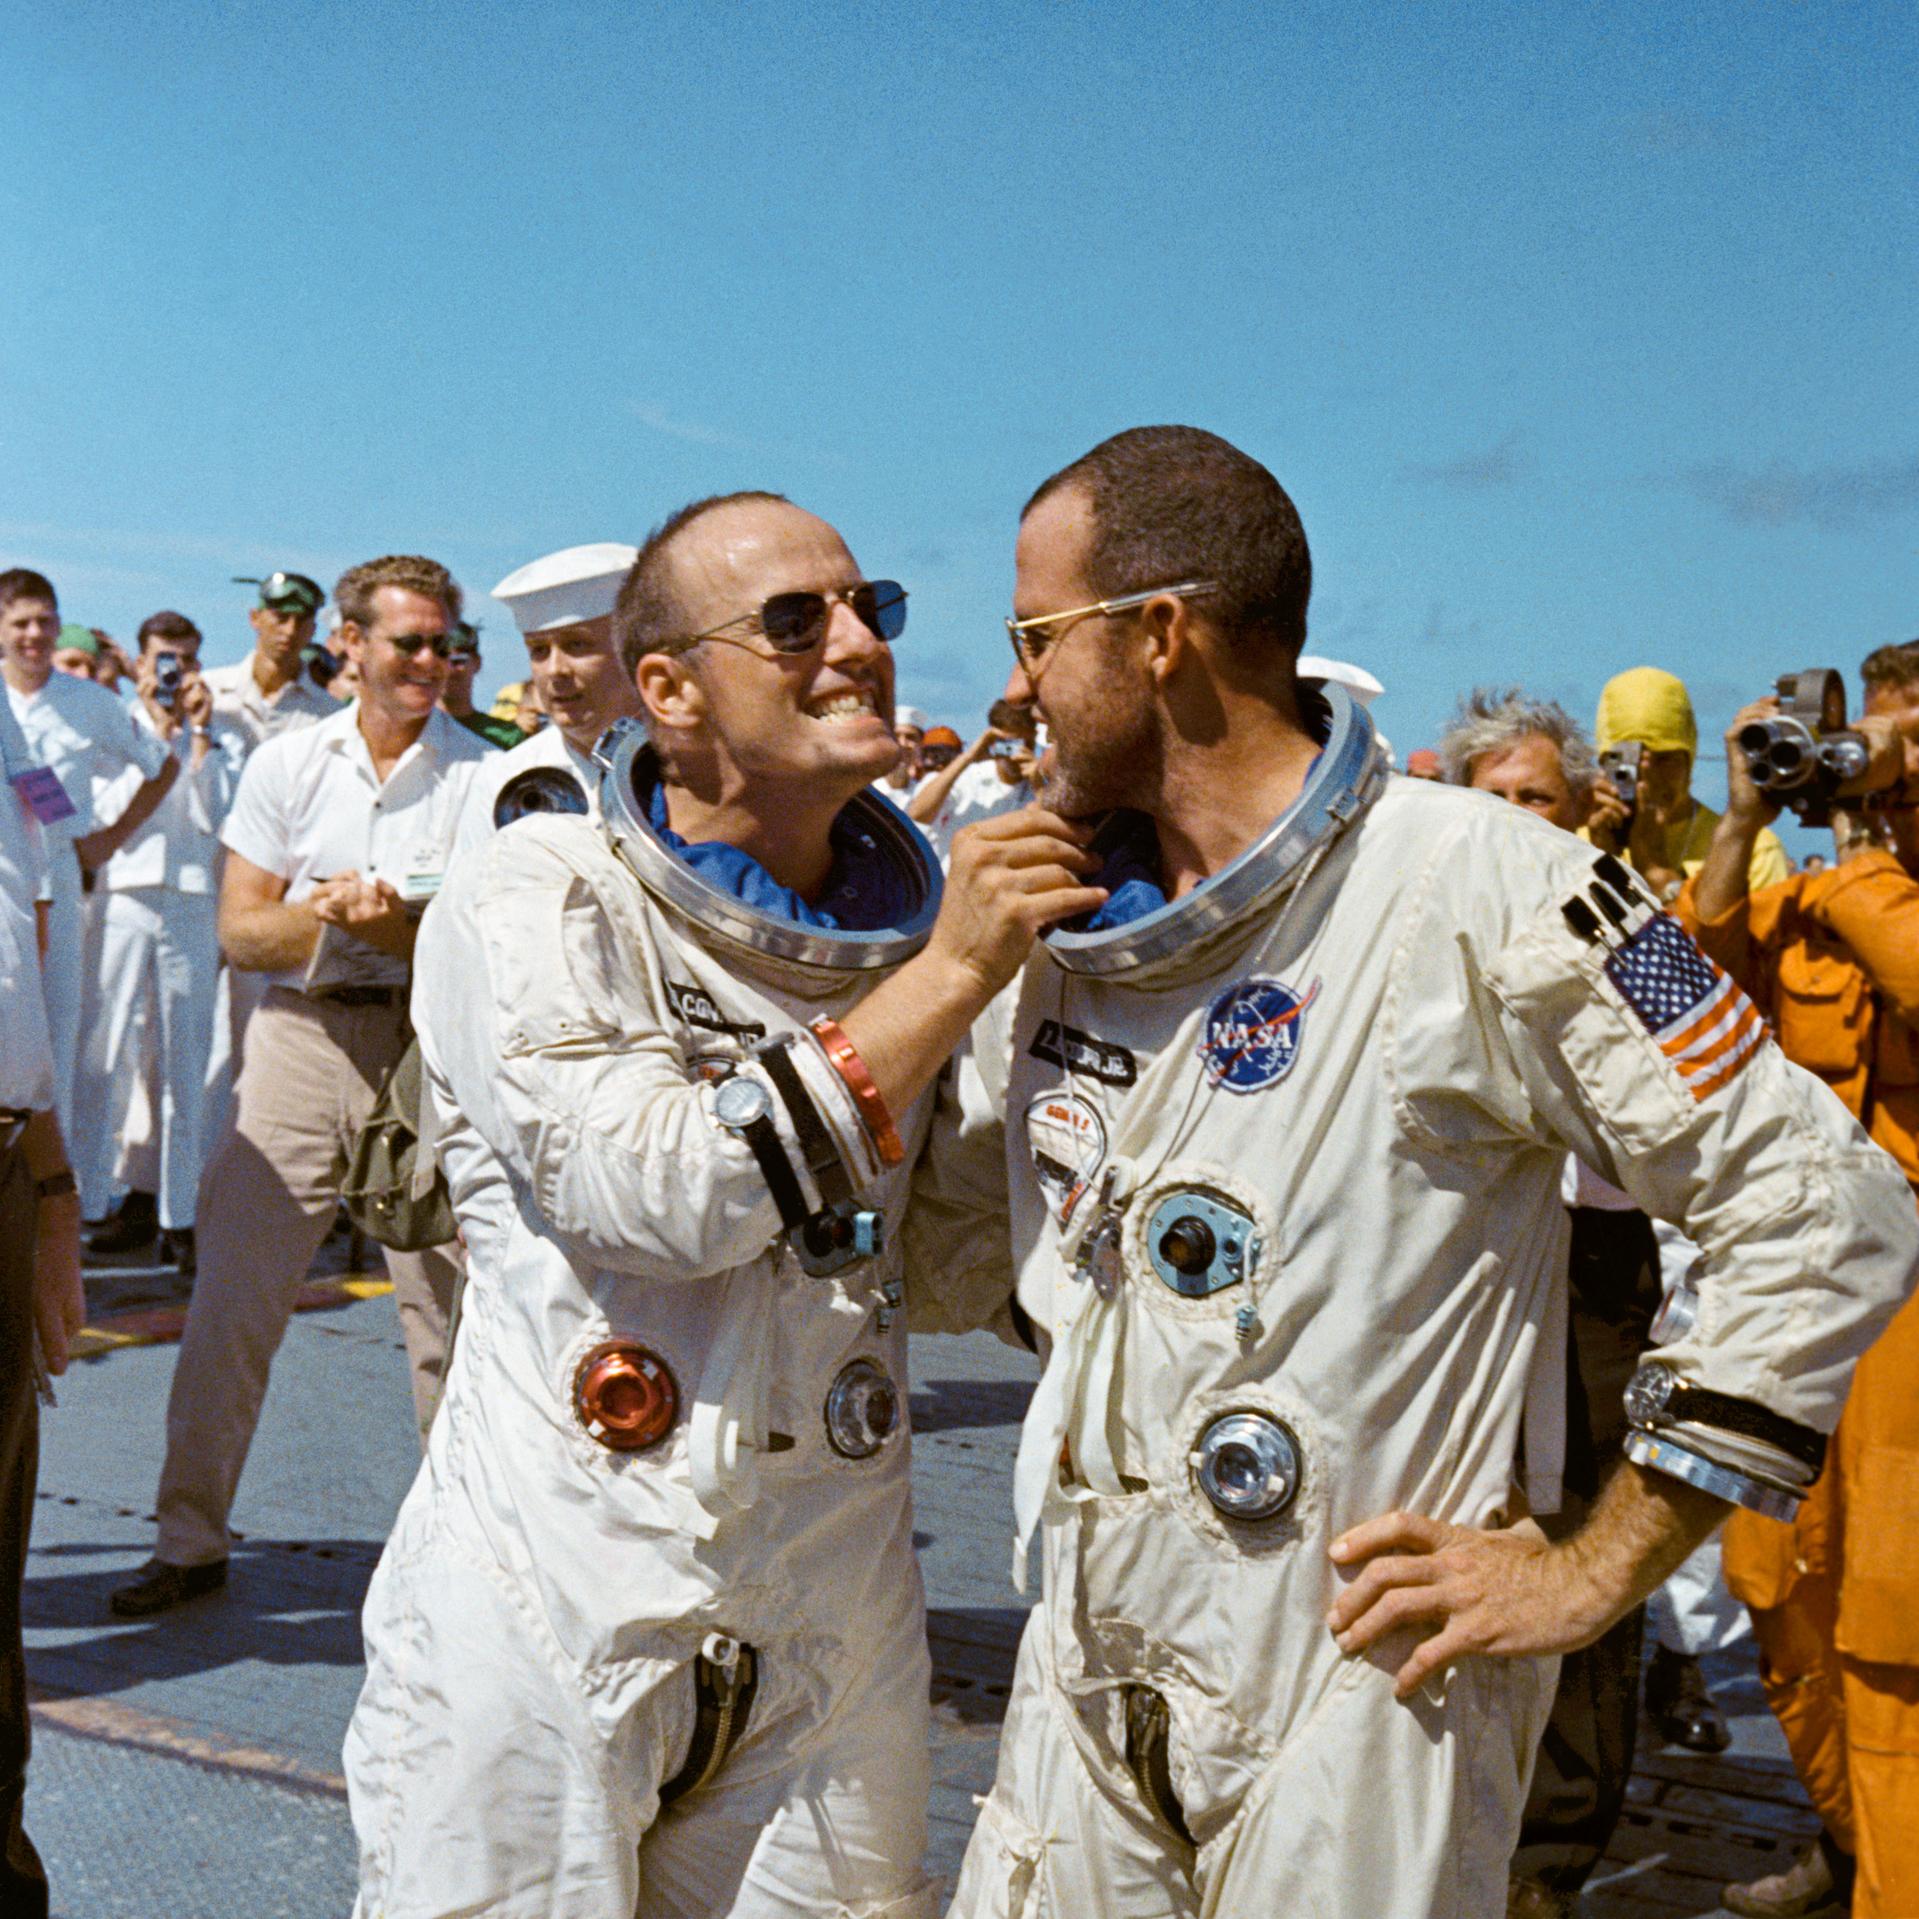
1676,639,1919,1919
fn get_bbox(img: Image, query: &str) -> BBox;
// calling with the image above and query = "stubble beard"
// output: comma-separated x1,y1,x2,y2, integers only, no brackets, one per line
1041,694,1161,823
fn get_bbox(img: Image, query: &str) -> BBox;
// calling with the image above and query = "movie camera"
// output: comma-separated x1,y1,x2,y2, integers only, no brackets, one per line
1737,670,1891,826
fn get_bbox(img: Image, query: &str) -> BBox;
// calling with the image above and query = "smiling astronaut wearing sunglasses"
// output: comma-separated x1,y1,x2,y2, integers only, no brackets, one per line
903,428,1918,1919
345,491,1111,1919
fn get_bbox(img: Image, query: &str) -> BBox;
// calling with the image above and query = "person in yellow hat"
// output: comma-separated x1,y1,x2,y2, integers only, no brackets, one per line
1590,667,1788,901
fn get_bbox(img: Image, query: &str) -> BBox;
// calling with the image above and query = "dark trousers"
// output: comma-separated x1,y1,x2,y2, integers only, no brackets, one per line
1512,1205,1662,1894
1,1144,48,1917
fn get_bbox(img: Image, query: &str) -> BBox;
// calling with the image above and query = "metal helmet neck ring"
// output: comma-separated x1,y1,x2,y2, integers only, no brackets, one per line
1040,678,1387,979
594,718,942,975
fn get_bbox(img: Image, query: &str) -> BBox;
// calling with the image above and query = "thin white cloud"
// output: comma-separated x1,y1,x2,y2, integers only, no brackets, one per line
1402,433,1530,491
0,519,338,575
1670,456,1919,532
624,403,754,451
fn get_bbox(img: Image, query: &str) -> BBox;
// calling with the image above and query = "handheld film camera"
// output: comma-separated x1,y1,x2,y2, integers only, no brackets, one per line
1597,743,1641,818
152,651,184,710
1737,670,1888,826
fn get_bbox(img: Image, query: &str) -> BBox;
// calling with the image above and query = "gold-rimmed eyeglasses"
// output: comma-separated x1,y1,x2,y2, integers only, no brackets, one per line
1005,580,1218,683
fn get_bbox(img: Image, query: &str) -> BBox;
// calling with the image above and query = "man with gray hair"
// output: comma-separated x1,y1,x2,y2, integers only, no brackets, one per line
1437,686,1615,835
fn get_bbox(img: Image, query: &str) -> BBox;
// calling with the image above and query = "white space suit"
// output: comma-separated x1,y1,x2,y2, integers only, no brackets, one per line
908,688,1916,1919
75,713,242,1229
347,733,947,1919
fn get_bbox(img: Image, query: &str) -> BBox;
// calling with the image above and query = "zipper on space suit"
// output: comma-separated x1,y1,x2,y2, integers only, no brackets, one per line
1122,1684,1195,1851
657,1634,759,1809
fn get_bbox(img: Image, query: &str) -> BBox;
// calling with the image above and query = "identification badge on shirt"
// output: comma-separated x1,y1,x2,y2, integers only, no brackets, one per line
11,766,76,825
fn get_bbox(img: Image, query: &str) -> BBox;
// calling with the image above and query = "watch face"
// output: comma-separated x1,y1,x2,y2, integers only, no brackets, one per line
713,1073,771,1130
1625,1363,1677,1428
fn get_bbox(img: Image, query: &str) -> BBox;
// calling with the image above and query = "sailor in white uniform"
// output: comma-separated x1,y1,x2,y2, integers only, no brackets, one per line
453,541,641,853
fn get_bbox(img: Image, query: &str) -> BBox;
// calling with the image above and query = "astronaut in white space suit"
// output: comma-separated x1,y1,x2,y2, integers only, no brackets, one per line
902,428,1918,1919
345,491,1107,1919
452,541,643,854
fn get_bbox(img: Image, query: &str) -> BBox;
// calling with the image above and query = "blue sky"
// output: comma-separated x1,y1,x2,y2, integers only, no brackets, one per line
5,1,1914,850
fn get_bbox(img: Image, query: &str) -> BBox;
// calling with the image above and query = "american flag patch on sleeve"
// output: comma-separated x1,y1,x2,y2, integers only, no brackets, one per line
1602,913,1766,1101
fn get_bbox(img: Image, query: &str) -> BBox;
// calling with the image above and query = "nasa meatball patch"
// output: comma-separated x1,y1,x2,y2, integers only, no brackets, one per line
1197,976,1321,1093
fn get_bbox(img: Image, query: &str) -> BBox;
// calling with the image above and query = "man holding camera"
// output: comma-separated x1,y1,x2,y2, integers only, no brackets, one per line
1590,666,1789,903
74,613,244,1273
1675,643,1919,1919
111,557,490,1620
909,696,1038,862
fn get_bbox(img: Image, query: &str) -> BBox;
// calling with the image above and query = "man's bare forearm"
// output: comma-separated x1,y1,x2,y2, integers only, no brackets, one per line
221,899,321,973
1564,1460,1728,1634
1689,811,1761,926
76,757,179,871
839,952,995,1132
906,754,970,824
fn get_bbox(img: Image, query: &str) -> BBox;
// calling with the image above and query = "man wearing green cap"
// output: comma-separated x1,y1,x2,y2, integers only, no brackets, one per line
51,626,99,680
201,572,340,756
1591,666,1788,903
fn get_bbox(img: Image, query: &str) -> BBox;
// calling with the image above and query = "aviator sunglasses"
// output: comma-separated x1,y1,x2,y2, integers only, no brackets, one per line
384,631,458,660
677,580,908,657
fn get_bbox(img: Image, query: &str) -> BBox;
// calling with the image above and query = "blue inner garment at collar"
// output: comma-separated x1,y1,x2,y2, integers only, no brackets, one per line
1077,703,1331,930
646,778,916,931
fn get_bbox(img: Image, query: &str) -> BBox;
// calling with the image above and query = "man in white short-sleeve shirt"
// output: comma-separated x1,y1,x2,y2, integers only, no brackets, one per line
911,697,1037,864
111,555,494,1620
452,540,640,858
78,611,246,1272
1,568,177,1131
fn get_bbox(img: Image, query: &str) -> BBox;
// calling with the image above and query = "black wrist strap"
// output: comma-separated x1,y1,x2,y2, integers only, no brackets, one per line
1667,1384,1827,1476
734,1109,810,1231
34,1169,77,1202
756,1037,853,1209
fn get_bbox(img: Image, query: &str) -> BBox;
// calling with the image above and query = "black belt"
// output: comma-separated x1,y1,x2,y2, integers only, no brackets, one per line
310,986,401,1007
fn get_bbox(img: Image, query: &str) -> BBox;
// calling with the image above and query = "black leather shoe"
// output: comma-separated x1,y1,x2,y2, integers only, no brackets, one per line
108,1557,228,1618
159,1227,196,1277
1645,1643,1731,1753
87,1190,158,1257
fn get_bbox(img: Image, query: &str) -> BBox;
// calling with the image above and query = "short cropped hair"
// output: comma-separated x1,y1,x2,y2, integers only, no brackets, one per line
137,610,201,651
0,568,57,616
333,556,461,631
1860,641,1919,696
1437,687,1599,798
613,490,791,674
1023,426,1311,658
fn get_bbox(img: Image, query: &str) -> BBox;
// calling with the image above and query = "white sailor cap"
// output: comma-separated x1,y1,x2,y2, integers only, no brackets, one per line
491,542,638,636
894,704,928,731
1297,654,1383,706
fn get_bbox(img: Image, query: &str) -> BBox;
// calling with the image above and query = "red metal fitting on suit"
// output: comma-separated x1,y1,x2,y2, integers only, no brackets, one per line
574,1341,678,1451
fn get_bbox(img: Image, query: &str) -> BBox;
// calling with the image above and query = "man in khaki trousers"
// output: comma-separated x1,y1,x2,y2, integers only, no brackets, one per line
110,555,494,1618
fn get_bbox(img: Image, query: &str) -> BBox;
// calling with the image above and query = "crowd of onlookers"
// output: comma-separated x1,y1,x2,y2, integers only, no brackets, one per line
3,544,1914,1918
